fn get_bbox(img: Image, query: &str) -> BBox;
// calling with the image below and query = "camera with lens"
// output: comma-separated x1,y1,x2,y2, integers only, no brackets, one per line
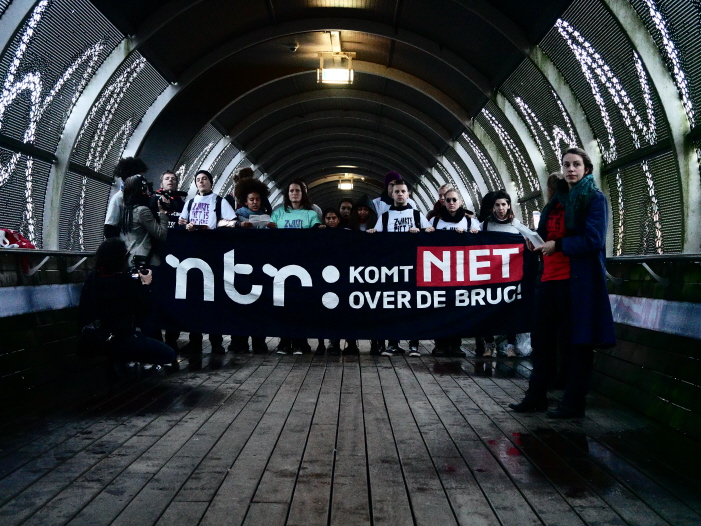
155,189,188,211
130,255,150,280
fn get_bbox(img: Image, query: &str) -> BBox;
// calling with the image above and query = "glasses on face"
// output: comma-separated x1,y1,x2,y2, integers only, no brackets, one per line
445,197,458,203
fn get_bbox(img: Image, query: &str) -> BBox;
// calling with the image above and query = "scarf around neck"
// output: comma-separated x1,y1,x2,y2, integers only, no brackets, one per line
544,173,599,231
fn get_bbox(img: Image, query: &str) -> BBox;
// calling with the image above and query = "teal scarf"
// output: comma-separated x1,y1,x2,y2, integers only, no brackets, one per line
542,174,599,231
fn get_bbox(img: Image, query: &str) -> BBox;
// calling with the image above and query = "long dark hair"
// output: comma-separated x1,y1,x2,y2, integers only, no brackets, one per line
491,189,515,221
121,175,150,234
283,179,313,211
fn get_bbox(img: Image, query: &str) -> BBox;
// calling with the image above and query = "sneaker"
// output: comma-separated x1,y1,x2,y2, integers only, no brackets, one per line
408,346,420,357
315,343,326,355
484,343,496,357
329,341,341,355
276,341,291,354
382,345,405,356
370,340,382,355
432,345,447,357
292,348,304,355
506,344,517,358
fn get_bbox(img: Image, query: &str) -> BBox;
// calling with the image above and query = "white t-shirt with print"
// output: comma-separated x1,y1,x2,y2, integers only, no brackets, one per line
181,193,236,230
375,207,431,232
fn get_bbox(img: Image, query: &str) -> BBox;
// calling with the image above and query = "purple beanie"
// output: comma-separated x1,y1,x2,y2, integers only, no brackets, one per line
384,171,403,189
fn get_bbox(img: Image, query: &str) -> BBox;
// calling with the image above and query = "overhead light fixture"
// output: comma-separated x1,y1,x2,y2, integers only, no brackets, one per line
338,177,354,190
318,52,356,84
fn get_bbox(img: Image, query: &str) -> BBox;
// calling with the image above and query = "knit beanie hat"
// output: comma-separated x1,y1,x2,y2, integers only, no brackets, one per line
384,171,403,189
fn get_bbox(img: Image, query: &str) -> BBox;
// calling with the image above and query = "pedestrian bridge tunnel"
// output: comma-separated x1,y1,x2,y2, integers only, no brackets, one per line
0,0,700,435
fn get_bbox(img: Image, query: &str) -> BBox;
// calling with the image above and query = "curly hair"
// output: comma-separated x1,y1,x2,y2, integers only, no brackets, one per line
235,177,269,205
114,157,148,180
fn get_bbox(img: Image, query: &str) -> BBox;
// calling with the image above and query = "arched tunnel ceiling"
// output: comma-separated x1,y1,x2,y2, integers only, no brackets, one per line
91,0,574,199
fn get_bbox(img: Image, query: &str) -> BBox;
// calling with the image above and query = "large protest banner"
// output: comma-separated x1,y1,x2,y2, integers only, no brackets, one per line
156,229,537,339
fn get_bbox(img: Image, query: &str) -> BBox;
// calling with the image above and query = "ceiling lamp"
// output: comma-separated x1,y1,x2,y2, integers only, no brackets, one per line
318,52,355,84
338,177,354,190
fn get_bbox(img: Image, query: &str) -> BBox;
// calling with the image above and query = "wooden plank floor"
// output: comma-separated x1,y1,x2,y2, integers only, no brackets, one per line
1,338,700,525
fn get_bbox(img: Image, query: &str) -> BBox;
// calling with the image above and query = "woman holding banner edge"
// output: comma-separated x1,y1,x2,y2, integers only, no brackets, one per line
509,147,615,419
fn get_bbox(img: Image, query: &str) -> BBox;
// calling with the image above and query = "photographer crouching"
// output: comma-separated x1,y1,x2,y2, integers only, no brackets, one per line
78,238,176,370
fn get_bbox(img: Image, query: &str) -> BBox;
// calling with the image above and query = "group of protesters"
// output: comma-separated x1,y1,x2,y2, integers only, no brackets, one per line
81,145,614,419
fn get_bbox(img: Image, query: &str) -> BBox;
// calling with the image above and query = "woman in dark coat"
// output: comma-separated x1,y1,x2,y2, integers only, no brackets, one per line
509,147,615,418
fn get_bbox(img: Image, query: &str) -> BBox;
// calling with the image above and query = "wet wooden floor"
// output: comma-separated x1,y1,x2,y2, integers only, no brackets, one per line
1,338,700,525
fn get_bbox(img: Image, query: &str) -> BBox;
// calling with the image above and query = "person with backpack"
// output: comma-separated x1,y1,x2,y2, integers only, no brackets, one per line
178,170,236,354
430,188,478,357
479,189,521,358
368,179,434,356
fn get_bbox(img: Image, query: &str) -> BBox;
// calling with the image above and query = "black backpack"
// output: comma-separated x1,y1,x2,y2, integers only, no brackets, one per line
186,195,224,223
382,209,422,231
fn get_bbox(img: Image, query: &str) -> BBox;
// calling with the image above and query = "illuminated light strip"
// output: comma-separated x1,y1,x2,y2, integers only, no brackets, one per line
176,141,216,191
461,133,501,190
0,0,106,246
556,19,656,162
642,0,694,126
615,170,624,256
71,57,148,248
642,160,663,254
77,57,146,171
481,109,539,197
514,91,578,162
446,156,481,205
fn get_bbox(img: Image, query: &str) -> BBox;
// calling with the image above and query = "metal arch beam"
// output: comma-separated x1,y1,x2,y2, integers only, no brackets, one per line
307,173,384,190
257,128,432,174
42,39,137,249
0,0,36,57
135,16,493,96
228,88,452,146
268,144,422,186
245,110,440,160
272,153,414,189
447,0,530,53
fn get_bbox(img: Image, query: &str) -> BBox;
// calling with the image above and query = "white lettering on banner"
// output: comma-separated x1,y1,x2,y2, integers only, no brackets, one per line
350,266,414,283
423,251,451,282
492,248,520,278
417,245,524,286
166,254,215,301
262,264,312,306
469,250,491,281
224,249,262,304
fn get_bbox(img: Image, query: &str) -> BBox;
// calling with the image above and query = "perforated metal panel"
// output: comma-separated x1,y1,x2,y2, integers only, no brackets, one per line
539,0,670,163
58,170,111,251
0,1,12,18
605,149,682,255
0,147,51,247
174,124,222,191
0,0,122,151
457,131,505,192
629,0,700,128
209,143,240,185
71,51,168,176
219,158,252,198
442,150,482,211
500,58,582,173
475,101,543,222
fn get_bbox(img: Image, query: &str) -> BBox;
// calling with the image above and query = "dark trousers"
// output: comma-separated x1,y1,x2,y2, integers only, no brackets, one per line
189,332,223,346
109,334,176,365
526,279,593,410
485,334,516,345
